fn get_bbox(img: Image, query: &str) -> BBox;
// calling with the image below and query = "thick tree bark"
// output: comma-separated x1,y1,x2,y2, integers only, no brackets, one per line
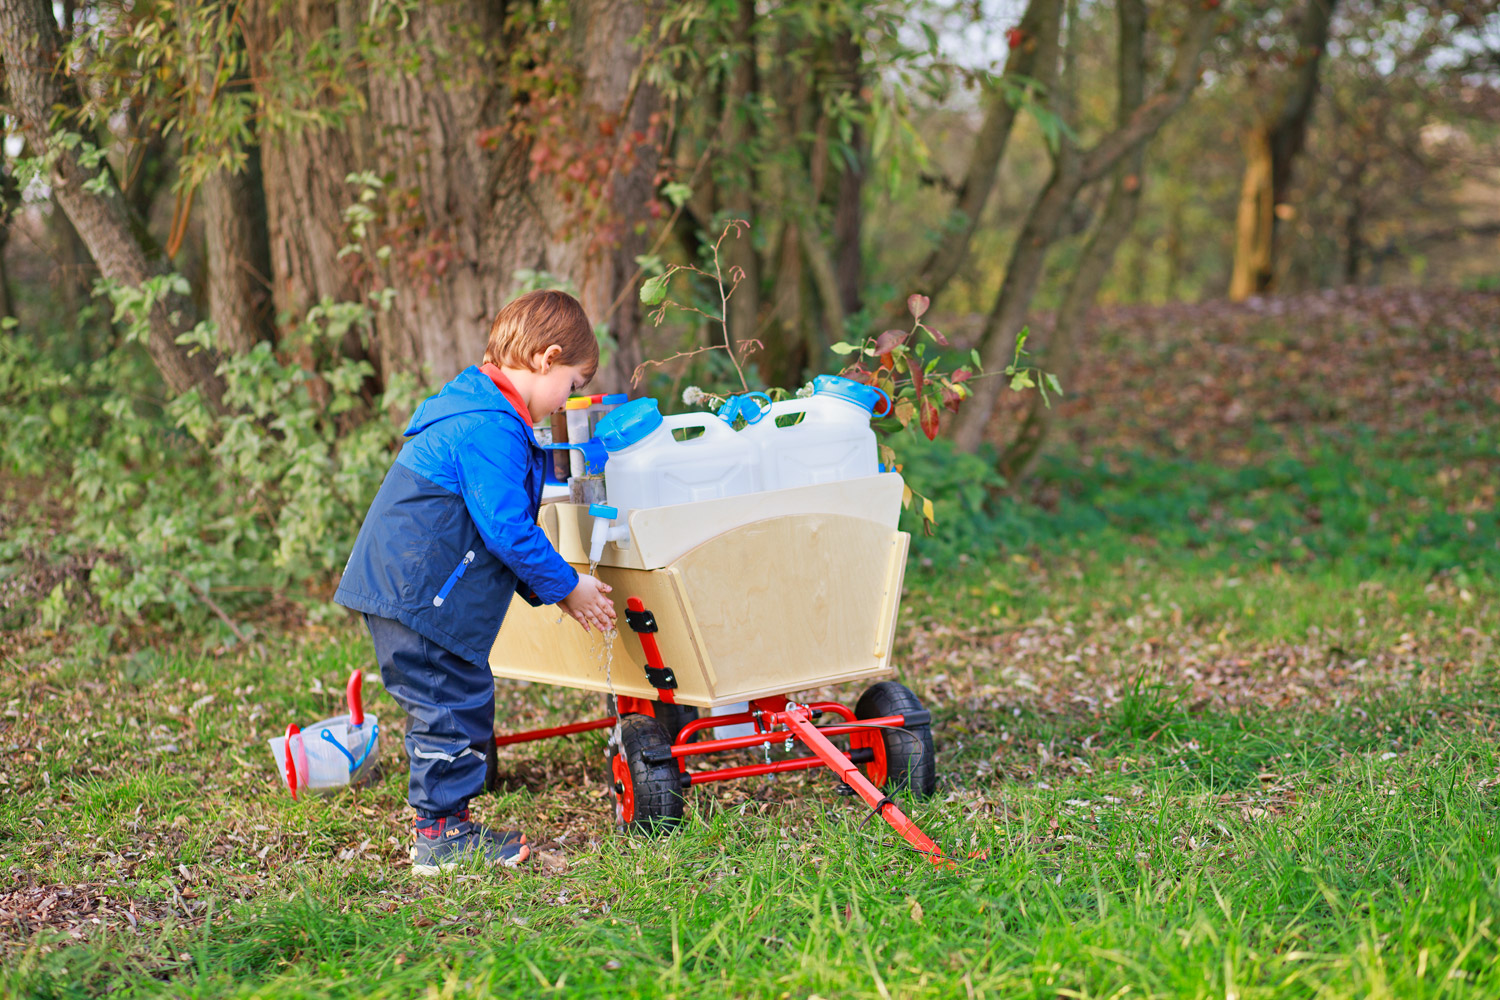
999,0,1149,481
952,2,1218,453
183,3,275,355
0,0,226,407
0,73,20,322
912,0,1062,304
573,0,666,394
201,148,275,354
240,0,662,391
1228,0,1339,300
830,26,865,319
719,0,762,358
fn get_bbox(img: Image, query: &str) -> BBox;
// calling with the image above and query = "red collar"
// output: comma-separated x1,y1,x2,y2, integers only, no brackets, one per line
479,364,534,427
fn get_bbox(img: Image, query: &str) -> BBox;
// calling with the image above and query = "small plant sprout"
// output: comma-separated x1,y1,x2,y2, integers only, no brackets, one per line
636,219,760,392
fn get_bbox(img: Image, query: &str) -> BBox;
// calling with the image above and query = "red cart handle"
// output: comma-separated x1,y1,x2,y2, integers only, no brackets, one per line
347,669,364,726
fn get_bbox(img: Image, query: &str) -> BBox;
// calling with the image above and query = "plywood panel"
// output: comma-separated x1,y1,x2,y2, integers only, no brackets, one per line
489,565,713,703
490,510,910,708
668,514,905,703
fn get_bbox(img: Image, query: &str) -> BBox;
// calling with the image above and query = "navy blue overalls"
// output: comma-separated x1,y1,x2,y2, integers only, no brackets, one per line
335,366,579,817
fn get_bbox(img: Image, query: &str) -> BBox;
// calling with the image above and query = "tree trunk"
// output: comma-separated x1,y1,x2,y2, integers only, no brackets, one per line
573,0,666,394
999,0,1149,481
912,0,1062,304
184,2,275,355
0,157,15,321
52,210,97,345
718,0,761,360
1228,124,1275,300
240,0,662,391
831,26,865,319
200,148,275,354
952,3,1218,453
1228,0,1339,301
0,0,226,407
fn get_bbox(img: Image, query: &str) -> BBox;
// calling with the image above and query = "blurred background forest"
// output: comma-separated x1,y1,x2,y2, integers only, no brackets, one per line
2,0,1498,636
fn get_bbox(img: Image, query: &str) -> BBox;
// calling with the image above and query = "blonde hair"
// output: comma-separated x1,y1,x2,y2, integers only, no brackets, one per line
482,290,597,379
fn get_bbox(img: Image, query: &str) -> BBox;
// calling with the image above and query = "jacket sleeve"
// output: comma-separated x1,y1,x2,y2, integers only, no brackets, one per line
455,425,579,605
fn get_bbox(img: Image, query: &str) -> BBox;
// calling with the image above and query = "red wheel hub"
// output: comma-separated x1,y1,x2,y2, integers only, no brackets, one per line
850,728,888,787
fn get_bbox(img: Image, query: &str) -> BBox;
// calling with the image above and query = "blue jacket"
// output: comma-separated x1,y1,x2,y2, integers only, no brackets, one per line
334,367,579,666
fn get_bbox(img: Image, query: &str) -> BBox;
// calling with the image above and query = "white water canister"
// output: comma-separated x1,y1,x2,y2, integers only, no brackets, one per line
596,397,761,514
745,375,889,490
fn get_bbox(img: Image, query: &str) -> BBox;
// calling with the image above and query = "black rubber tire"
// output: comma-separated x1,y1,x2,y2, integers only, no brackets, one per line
484,735,499,794
854,681,937,798
610,713,685,834
606,696,700,744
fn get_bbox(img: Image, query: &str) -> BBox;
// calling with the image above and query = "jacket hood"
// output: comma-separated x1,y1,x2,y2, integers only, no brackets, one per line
404,366,525,436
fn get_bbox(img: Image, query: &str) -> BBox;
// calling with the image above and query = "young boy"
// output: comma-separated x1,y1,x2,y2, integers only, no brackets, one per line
335,289,617,874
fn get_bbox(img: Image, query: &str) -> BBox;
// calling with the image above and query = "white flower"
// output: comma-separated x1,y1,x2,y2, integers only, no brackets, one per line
682,385,705,406
795,382,815,399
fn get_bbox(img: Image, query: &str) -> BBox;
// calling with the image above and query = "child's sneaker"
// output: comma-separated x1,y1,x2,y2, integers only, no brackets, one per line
411,812,530,874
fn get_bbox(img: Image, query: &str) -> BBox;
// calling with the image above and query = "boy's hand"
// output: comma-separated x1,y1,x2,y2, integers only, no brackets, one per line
559,575,615,633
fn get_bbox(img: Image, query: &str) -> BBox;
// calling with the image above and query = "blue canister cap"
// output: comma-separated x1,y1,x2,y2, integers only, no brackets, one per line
599,393,629,405
813,374,884,414
594,396,663,451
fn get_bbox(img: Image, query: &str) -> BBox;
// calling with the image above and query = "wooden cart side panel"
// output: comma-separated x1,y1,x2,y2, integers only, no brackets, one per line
872,531,910,664
550,505,648,569
487,566,712,703
667,514,905,704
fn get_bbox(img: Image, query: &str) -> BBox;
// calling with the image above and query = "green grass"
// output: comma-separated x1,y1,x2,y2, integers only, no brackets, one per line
5,361,1499,995
901,424,1499,585
4,535,1497,997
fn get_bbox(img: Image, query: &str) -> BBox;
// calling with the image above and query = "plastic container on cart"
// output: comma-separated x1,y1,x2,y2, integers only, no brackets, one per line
594,397,761,515
740,375,888,490
562,394,631,479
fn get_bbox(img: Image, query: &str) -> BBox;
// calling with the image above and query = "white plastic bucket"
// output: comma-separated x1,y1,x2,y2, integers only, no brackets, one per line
744,376,885,490
597,399,761,515
268,714,381,795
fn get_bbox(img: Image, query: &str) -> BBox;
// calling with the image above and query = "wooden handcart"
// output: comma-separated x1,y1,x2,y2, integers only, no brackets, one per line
488,473,956,866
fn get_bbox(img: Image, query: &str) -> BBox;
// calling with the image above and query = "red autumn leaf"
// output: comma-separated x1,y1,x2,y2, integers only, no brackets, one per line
926,325,949,346
952,367,972,383
907,294,930,321
873,329,908,354
908,357,925,398
841,364,874,385
919,394,941,441
942,385,962,413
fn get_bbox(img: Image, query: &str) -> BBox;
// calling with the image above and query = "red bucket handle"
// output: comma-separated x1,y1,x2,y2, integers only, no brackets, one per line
347,669,364,727
284,723,300,800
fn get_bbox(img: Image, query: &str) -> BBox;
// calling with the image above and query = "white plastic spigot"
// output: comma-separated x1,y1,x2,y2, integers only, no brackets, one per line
588,503,631,564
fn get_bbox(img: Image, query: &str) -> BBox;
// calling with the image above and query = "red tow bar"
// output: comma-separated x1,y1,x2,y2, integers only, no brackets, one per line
773,703,954,869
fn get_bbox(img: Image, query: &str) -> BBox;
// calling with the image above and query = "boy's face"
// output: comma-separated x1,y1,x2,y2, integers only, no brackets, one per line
529,360,591,422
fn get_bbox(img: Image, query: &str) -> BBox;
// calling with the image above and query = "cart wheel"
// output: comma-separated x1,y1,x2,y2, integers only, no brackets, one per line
609,713,685,834
606,696,701,744
484,735,499,794
855,681,937,798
